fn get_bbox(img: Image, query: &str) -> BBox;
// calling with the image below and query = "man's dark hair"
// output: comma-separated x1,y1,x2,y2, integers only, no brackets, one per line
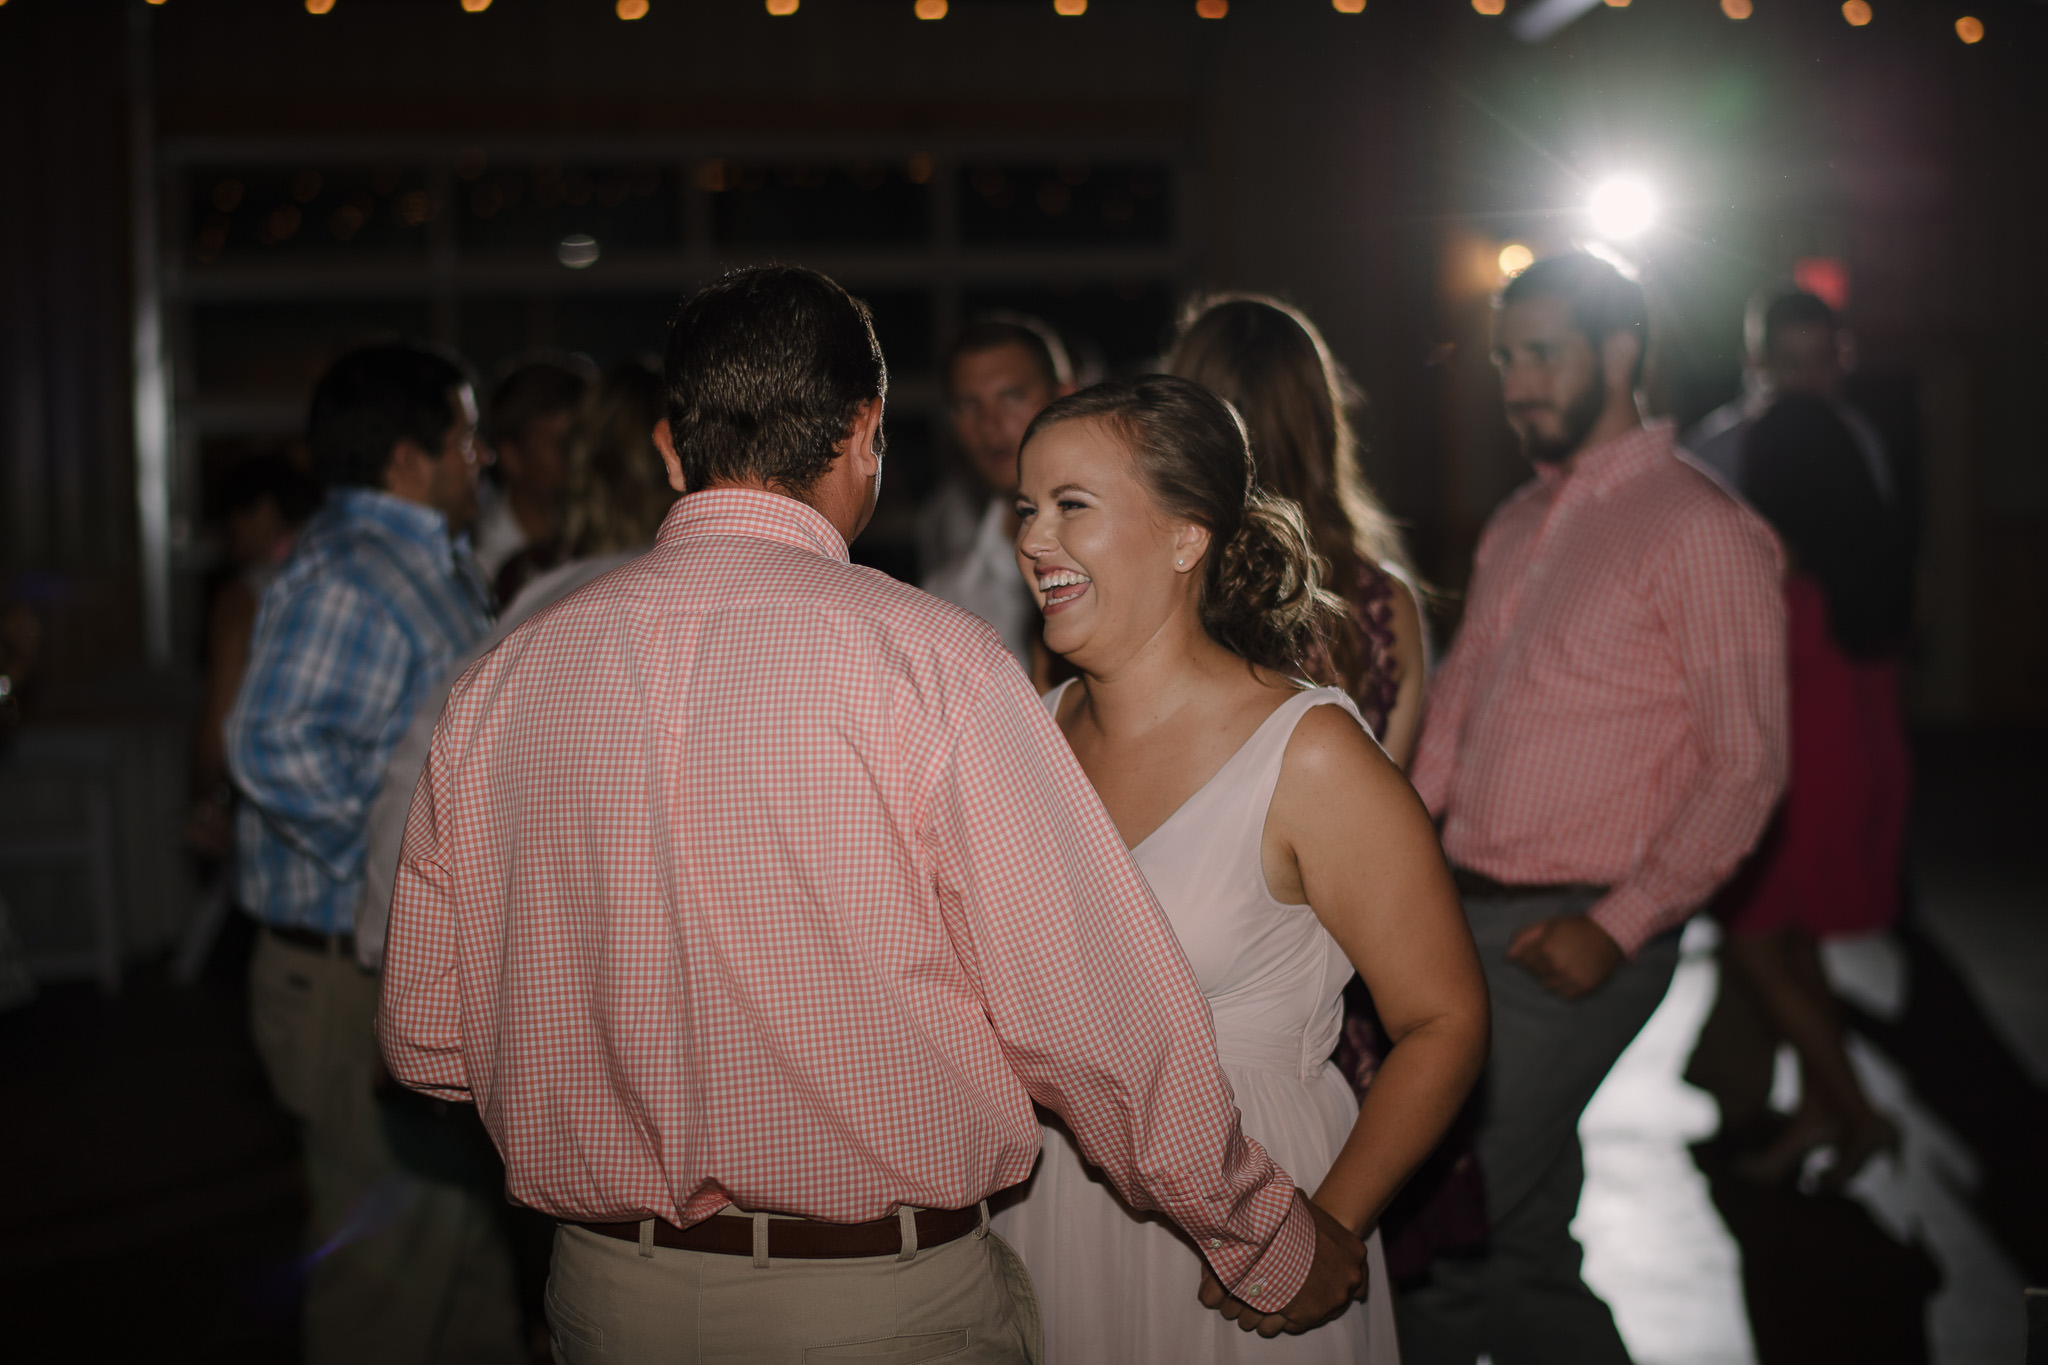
307,344,472,490
1746,288,1838,362
485,356,595,450
662,265,887,496
1498,252,1651,388
945,313,1073,394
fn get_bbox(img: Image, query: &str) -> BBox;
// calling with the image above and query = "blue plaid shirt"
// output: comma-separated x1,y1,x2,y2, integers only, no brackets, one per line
227,488,491,934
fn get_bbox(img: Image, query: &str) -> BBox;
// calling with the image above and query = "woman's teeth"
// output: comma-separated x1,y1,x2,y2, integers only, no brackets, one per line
1040,570,1091,605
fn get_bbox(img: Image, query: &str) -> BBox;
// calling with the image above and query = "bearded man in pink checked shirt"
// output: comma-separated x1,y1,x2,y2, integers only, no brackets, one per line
1397,254,1789,1365
377,266,1369,1363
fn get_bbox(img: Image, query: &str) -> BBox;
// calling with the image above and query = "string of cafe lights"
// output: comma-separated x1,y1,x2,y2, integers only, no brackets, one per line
48,0,1988,44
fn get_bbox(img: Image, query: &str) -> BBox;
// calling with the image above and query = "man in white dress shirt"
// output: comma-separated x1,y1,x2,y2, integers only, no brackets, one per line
919,315,1074,664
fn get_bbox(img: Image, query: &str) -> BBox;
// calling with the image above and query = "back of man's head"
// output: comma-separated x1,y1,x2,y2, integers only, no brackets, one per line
944,314,1072,395
663,266,887,496
1745,288,1837,364
1498,252,1651,387
308,344,472,490
486,356,595,452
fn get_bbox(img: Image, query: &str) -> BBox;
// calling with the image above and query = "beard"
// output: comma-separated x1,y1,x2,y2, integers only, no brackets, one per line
1519,367,1608,467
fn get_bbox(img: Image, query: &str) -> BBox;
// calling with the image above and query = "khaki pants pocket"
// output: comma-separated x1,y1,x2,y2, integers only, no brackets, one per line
545,1275,608,1362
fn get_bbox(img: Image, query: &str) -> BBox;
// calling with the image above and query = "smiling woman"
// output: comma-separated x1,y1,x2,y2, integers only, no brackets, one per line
995,374,1489,1363
1013,376,1339,680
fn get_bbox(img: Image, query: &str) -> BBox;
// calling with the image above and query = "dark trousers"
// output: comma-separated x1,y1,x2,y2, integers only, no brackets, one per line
1397,889,1681,1365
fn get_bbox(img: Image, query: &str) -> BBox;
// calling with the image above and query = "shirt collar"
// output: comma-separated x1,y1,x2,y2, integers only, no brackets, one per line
1540,419,1676,500
657,487,850,563
327,486,456,562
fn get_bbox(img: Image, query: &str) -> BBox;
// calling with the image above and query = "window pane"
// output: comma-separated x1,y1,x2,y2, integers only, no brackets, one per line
457,162,681,257
709,161,932,247
958,164,1173,248
186,165,434,265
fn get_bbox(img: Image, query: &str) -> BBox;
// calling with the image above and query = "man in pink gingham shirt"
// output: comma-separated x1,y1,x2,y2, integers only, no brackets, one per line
378,267,1367,1363
1399,255,1788,1365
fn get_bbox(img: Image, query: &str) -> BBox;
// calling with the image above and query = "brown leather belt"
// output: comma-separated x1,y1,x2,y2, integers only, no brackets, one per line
264,923,357,957
577,1205,983,1260
1450,866,1609,902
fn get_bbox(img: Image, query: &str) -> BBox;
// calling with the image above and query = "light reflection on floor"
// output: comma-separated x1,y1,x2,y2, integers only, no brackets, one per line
1573,918,2033,1365
1578,920,1757,1365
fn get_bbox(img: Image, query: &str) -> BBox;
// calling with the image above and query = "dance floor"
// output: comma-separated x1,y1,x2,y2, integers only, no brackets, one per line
1583,731,2046,1365
0,731,2040,1362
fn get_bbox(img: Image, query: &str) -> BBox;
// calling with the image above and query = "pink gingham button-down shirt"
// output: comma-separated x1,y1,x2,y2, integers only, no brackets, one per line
378,488,1313,1304
1412,422,1789,957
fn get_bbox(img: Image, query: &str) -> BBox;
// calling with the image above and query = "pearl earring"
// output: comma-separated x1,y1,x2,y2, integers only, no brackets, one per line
1176,558,1185,567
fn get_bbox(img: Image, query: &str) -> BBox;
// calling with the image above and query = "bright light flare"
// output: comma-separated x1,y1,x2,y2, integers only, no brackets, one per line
1842,0,1871,24
1587,177,1657,241
305,0,336,12
915,0,947,16
766,0,799,13
1498,243,1535,277
1054,0,1088,13
1721,0,1752,18
1333,0,1366,12
1196,0,1229,17
616,0,648,16
1473,0,1505,13
461,0,492,12
1955,15,1983,42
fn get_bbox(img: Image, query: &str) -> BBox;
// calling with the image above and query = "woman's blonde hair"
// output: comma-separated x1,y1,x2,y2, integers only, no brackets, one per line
560,359,675,558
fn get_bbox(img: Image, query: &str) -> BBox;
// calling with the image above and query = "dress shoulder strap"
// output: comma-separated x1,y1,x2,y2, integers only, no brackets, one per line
1238,686,1371,843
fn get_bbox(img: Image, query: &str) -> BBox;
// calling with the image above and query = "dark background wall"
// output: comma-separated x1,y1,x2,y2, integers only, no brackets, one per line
4,0,2044,723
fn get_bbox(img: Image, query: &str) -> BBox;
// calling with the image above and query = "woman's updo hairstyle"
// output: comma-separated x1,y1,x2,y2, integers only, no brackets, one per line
1022,375,1346,675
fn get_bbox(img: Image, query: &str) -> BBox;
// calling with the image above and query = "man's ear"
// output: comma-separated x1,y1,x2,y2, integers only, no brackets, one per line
843,399,885,478
1603,329,1644,394
382,438,432,502
653,420,688,493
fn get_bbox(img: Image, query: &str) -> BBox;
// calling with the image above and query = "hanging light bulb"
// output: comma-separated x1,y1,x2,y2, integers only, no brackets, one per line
1955,14,1983,41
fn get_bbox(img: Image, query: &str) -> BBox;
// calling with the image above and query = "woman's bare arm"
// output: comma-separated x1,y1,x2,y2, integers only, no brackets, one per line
1263,705,1488,1236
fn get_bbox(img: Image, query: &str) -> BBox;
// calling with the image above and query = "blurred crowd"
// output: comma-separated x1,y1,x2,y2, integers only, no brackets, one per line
4,252,1923,1364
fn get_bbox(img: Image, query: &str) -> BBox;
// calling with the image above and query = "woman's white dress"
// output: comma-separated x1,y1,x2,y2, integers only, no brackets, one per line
994,684,1399,1364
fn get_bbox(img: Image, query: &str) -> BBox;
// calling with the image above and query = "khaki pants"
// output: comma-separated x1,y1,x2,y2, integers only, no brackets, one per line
249,928,525,1365
545,1211,1042,1364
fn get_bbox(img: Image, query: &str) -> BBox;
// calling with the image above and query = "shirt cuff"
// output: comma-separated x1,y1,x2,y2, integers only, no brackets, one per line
1221,1190,1315,1313
1585,885,1681,960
